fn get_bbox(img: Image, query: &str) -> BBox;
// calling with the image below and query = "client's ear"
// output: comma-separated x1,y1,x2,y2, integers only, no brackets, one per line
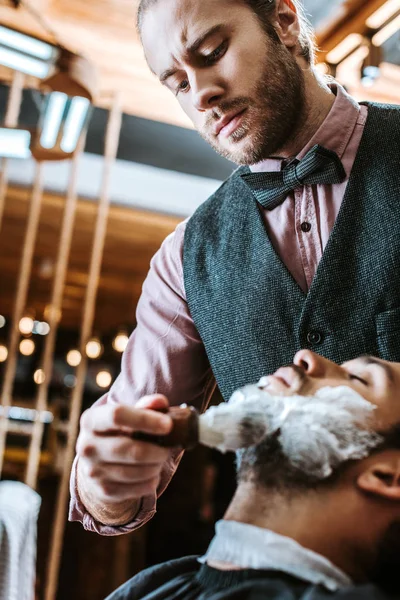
358,451,400,500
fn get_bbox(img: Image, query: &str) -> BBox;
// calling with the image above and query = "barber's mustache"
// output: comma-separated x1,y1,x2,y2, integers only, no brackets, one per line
205,97,249,127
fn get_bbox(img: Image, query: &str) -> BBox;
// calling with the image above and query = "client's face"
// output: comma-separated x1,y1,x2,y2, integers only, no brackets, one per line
238,351,400,593
261,350,400,429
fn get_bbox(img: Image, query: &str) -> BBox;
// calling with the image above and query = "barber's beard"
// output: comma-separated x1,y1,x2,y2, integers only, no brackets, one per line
200,36,306,165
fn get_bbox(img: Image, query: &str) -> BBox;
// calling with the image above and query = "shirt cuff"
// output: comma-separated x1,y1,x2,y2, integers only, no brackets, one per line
68,456,157,536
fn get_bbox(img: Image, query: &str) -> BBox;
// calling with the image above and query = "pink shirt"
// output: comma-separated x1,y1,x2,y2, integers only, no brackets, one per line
69,84,368,534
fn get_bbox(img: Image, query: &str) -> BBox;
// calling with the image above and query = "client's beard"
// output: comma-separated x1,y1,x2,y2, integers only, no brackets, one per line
232,384,382,489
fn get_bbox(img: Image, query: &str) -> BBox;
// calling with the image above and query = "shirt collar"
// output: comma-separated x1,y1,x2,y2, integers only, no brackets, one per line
250,82,360,174
198,520,352,592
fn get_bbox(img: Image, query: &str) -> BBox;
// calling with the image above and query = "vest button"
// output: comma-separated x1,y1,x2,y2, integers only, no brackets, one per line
307,331,323,345
301,222,312,233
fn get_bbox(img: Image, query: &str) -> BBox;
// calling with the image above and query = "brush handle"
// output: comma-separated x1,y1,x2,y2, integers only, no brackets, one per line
132,405,199,449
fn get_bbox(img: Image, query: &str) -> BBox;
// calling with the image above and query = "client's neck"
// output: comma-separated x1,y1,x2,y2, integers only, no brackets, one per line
222,482,371,583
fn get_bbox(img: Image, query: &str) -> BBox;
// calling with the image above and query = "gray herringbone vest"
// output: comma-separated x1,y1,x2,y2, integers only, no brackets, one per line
183,103,400,401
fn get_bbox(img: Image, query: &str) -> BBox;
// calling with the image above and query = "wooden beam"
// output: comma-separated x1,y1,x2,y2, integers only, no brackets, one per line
44,93,123,600
316,0,389,55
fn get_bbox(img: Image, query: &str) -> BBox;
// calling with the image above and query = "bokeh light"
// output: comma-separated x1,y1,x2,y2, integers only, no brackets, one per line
112,332,129,353
33,369,45,384
19,317,34,335
0,345,8,362
86,338,102,359
96,370,112,388
19,338,35,356
66,349,81,367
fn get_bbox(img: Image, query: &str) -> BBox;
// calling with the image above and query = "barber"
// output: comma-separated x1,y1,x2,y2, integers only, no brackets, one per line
70,0,400,533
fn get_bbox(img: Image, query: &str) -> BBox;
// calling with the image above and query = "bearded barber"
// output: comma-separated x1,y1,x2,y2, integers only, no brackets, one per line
70,0,400,534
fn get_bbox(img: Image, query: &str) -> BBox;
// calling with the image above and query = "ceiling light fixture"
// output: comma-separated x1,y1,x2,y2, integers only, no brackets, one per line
326,33,363,65
0,127,31,159
372,13,400,45
366,0,400,29
31,91,91,160
0,24,59,78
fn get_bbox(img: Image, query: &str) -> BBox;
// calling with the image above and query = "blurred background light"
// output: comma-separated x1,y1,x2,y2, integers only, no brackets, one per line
112,332,129,353
0,345,8,362
372,13,400,46
33,368,45,384
33,320,50,335
64,374,77,388
96,370,112,388
66,349,81,367
85,338,102,359
19,338,35,356
0,127,31,159
326,33,363,64
18,316,34,335
366,0,400,29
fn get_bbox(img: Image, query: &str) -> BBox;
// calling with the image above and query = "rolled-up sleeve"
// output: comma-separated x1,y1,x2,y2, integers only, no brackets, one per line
69,220,216,535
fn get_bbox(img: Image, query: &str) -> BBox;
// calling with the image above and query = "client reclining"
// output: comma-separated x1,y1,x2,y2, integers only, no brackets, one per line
107,349,400,599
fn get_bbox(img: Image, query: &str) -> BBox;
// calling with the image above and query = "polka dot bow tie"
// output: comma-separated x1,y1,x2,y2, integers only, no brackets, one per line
240,144,346,210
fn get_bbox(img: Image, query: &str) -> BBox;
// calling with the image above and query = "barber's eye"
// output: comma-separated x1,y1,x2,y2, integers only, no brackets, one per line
349,373,368,385
176,79,190,94
203,42,227,64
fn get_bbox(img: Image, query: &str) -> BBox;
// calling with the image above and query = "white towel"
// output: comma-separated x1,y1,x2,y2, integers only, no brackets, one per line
0,481,41,600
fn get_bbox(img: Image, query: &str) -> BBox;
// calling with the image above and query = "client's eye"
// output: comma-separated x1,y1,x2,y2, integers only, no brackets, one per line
349,373,368,385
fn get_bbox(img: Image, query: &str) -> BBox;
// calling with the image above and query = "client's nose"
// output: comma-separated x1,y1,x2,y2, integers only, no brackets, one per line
293,349,343,379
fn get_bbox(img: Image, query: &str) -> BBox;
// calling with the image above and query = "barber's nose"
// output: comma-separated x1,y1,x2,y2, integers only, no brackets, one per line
293,349,343,378
191,74,224,111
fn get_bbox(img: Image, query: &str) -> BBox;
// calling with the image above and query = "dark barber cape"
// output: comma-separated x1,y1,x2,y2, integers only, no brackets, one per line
105,556,394,600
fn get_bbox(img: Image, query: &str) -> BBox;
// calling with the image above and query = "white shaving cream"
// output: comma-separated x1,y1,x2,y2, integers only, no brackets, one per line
198,383,382,479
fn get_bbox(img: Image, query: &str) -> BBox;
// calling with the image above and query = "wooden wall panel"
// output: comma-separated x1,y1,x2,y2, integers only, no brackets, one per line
0,185,182,330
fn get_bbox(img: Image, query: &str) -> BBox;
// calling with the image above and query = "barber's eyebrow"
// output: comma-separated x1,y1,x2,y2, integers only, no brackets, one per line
357,356,395,384
159,24,225,84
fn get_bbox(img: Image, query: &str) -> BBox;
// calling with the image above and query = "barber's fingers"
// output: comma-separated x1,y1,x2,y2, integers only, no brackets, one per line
80,398,172,435
90,475,161,502
135,394,170,411
77,433,170,465
85,462,162,485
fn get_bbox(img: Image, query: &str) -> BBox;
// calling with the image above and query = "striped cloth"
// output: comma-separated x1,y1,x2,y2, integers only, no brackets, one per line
0,481,41,600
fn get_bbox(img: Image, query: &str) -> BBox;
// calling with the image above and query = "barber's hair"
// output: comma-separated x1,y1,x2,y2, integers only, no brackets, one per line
136,0,316,65
243,0,316,64
236,423,400,494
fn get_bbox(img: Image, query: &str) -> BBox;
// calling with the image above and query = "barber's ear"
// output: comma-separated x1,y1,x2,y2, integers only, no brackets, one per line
358,453,400,501
274,0,301,51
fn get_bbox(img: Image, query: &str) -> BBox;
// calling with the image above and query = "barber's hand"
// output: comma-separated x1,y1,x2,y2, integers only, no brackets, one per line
76,395,173,505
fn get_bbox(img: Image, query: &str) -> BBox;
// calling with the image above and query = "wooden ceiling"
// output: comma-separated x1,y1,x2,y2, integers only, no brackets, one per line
0,0,399,128
0,185,182,331
0,0,192,127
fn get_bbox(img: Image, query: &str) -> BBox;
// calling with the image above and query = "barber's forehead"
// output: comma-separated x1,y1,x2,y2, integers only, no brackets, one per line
141,0,236,71
143,0,241,33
